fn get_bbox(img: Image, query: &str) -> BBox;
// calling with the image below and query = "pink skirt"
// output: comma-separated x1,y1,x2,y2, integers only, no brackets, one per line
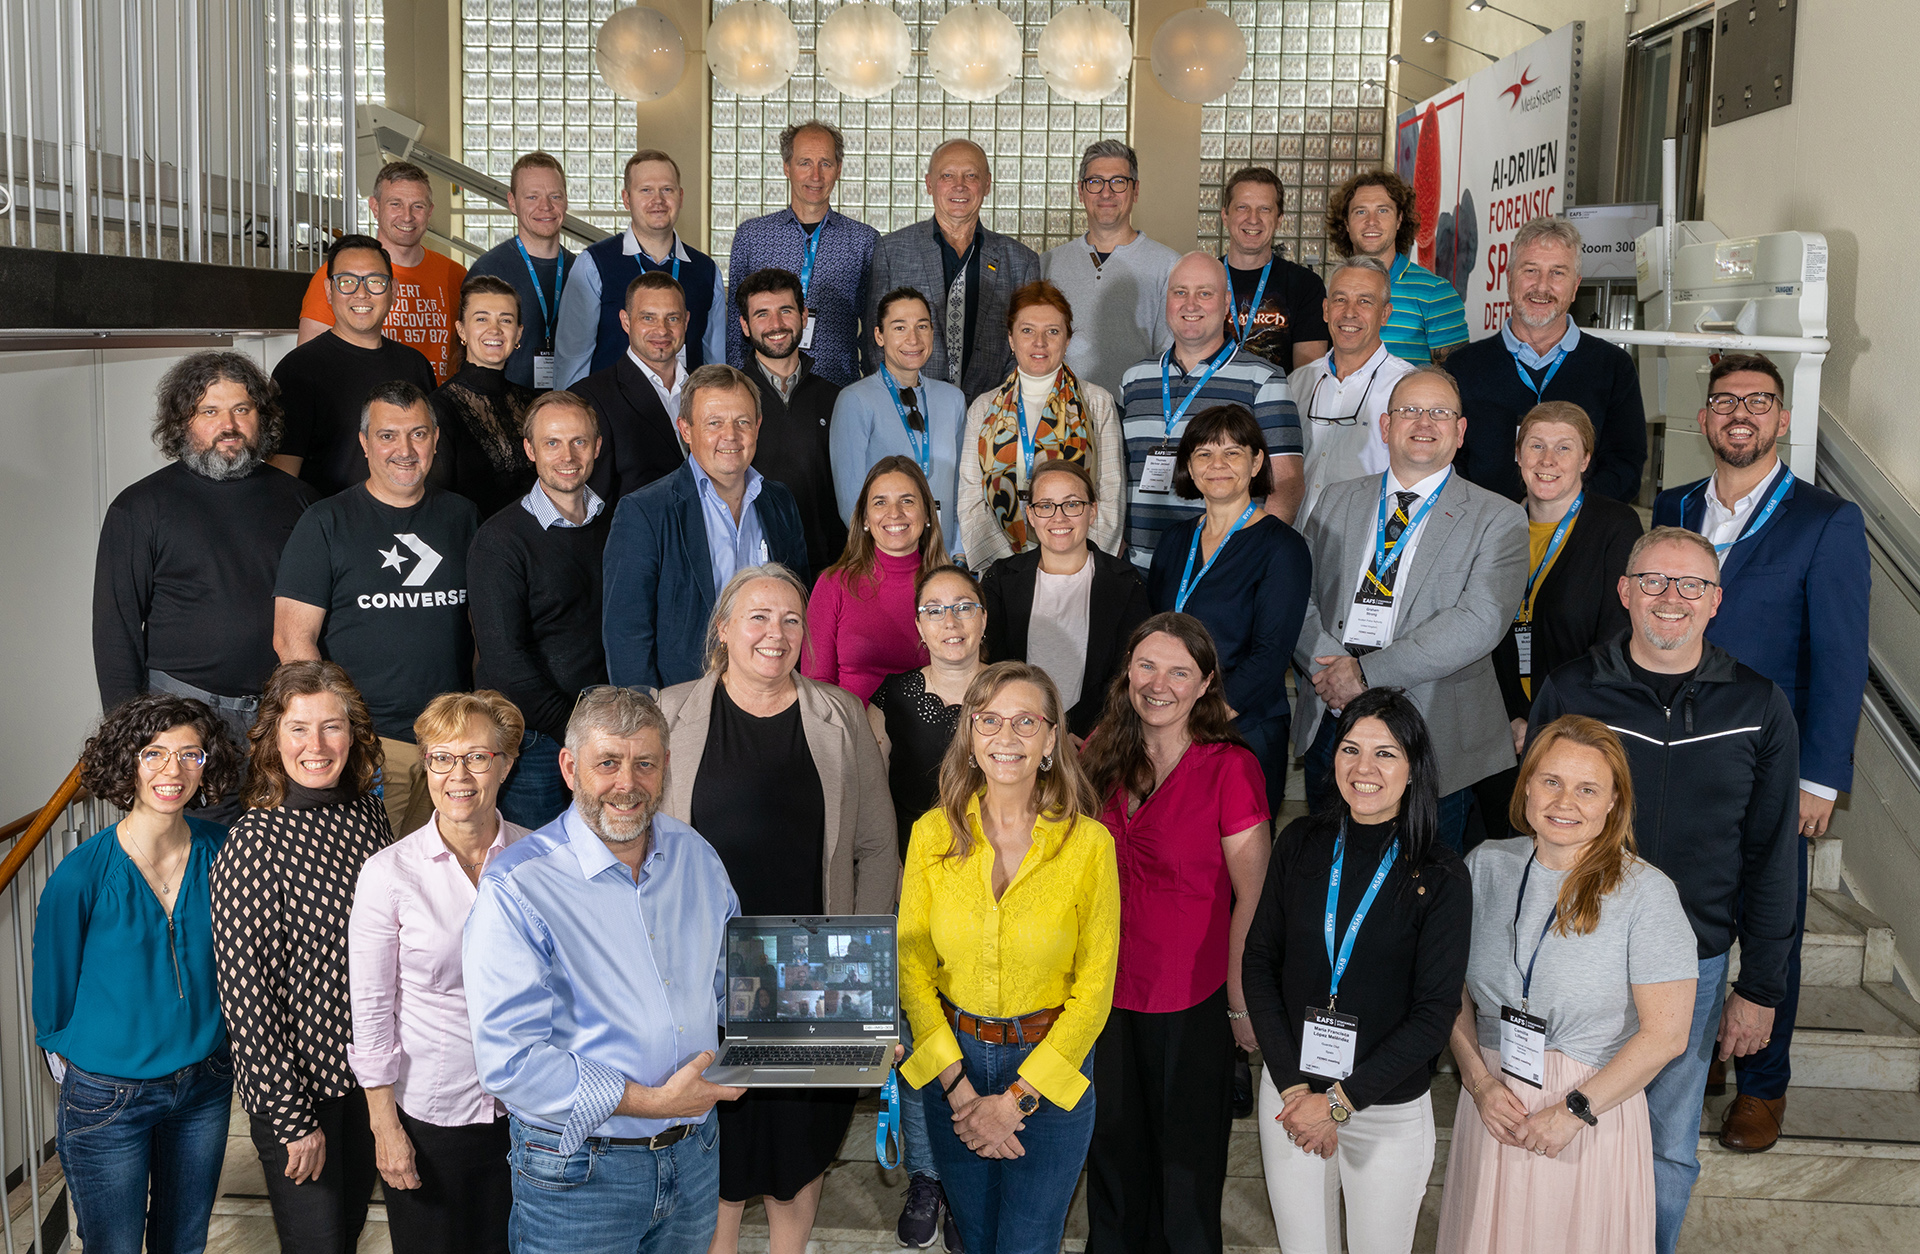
1435,1047,1657,1254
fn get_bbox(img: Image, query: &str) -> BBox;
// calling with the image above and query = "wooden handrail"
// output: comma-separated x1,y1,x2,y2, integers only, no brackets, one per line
0,764,86,894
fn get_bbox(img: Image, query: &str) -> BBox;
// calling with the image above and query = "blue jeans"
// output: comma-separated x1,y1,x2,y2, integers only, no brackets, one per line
506,1111,720,1254
1303,711,1473,851
923,1028,1096,1254
1645,951,1729,1254
56,1051,233,1254
899,1014,938,1180
498,730,571,831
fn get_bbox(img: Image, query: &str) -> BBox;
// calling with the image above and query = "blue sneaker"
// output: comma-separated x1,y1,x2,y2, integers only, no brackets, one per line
897,1173,942,1248
942,1195,964,1253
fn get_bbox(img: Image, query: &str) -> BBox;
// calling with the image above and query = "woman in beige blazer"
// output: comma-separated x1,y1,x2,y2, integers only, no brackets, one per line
656,561,899,1254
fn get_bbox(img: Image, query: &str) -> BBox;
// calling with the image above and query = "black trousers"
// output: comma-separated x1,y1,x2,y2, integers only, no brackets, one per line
248,1088,378,1254
1084,984,1234,1254
383,1109,511,1254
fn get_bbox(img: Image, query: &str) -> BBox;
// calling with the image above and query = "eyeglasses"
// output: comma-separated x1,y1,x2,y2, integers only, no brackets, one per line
1626,571,1720,600
917,600,983,621
1387,405,1462,423
1080,175,1137,194
139,747,207,770
1027,498,1090,518
331,272,391,295
1705,391,1781,416
969,712,1052,737
426,750,506,774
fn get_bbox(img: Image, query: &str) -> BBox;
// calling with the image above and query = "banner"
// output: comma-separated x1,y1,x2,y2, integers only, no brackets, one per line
1394,23,1584,340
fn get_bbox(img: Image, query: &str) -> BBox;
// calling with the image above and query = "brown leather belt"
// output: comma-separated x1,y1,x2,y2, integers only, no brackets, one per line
943,999,1063,1047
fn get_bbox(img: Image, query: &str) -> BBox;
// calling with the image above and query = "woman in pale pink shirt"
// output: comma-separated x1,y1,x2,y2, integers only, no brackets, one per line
348,690,531,1254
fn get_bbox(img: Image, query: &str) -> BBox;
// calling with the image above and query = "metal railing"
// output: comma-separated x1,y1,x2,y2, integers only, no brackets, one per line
0,0,357,269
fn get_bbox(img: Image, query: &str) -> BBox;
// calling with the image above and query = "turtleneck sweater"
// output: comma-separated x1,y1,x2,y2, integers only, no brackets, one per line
801,547,928,703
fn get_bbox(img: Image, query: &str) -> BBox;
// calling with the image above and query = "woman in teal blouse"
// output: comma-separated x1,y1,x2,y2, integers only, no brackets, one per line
33,693,243,1254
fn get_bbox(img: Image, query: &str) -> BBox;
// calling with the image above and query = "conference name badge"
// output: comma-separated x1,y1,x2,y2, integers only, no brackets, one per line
801,312,817,350
1342,592,1395,652
1513,624,1533,677
1299,1006,1360,1081
1139,446,1178,495
533,353,556,390
1499,1004,1547,1089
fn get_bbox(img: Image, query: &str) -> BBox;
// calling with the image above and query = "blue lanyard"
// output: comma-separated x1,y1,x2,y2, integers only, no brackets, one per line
798,218,823,298
1512,852,1557,1010
1175,501,1258,612
514,237,565,350
875,1069,902,1169
636,235,681,283
1516,493,1583,623
1685,466,1795,555
1367,470,1449,596
1512,344,1569,404
880,366,932,475
1159,344,1236,442
1226,255,1274,344
1324,824,1399,1009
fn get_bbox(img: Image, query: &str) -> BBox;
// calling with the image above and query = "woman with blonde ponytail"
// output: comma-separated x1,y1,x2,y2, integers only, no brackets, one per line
1438,715,1699,1254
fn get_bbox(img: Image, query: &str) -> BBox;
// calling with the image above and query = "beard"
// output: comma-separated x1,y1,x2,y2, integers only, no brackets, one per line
181,428,264,481
576,782,659,845
1637,609,1699,654
1513,297,1565,331
1706,423,1778,470
748,330,799,361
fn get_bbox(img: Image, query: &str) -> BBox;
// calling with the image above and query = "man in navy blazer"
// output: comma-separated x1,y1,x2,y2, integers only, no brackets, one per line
1652,352,1870,1152
603,364,808,691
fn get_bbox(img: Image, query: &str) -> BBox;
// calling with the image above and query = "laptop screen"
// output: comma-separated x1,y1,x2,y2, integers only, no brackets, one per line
724,917,897,1037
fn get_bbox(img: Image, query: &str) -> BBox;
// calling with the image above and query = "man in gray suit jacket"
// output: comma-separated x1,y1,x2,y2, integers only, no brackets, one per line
863,139,1040,403
1292,364,1528,850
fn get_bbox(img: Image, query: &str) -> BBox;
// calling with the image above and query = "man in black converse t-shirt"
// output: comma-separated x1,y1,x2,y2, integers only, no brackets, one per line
274,379,479,835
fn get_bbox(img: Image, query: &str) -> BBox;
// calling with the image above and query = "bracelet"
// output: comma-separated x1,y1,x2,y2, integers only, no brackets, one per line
1226,1010,1249,1021
941,1070,967,1100
1467,1074,1494,1098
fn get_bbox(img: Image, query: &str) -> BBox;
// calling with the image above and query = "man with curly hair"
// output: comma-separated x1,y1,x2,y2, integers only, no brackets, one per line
92,352,320,815
1326,170,1470,364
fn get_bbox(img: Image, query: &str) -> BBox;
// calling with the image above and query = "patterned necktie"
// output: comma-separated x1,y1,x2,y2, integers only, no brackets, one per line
945,263,968,387
1368,491,1422,594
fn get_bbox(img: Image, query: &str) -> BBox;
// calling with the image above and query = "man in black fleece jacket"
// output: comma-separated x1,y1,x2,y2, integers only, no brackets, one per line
1527,526,1798,1254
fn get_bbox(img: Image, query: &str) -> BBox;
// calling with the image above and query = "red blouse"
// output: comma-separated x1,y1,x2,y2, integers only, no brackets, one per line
1100,740,1270,1013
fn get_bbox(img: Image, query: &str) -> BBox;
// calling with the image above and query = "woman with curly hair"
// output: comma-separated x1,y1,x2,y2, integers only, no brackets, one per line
211,660,393,1254
32,692,243,1254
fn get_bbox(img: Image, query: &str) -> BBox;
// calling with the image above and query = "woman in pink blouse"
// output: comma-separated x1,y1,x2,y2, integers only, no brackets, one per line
803,454,951,702
348,690,531,1254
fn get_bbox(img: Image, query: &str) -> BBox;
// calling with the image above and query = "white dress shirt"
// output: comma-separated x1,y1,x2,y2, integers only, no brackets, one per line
1344,464,1452,649
1289,343,1414,525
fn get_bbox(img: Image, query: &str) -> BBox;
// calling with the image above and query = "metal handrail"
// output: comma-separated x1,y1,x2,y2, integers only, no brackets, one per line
0,765,85,895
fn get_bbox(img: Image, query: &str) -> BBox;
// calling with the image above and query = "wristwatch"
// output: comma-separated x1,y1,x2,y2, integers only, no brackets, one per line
1565,1089,1598,1127
1326,1089,1352,1124
1008,1080,1040,1117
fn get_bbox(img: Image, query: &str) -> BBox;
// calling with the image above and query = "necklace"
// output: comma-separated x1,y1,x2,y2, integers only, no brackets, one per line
125,833,189,895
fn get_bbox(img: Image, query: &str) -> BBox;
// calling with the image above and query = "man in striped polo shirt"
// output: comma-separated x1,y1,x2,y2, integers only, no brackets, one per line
1327,170,1470,363
1116,251,1304,570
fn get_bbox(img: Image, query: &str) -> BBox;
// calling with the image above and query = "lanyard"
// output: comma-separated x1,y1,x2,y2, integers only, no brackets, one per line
1306,352,1387,425
515,237,565,351
1014,395,1040,484
880,366,932,475
1226,254,1274,344
636,235,681,283
1159,344,1236,441
798,218,823,298
1366,470,1449,597
1511,852,1557,1011
1516,493,1583,623
1686,466,1795,555
875,1069,903,1169
1176,501,1258,612
1323,823,1400,1010
1512,343,1569,404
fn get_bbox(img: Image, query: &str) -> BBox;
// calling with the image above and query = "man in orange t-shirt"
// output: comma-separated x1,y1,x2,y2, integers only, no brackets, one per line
297,159,467,382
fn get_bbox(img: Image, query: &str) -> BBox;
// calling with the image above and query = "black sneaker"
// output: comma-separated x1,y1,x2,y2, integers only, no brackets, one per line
942,1192,964,1253
897,1173,942,1248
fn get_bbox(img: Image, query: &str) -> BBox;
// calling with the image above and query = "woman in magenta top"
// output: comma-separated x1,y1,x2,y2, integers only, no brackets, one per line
1077,612,1272,1253
803,453,951,702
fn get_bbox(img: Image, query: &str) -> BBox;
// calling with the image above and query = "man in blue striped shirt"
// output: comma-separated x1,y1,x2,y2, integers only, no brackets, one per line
1117,252,1304,569
1327,170,1470,363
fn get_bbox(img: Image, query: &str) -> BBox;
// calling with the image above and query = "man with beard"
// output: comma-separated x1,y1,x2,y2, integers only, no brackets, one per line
735,267,845,579
1527,527,1800,1254
1653,353,1870,1153
273,380,480,834
464,686,743,1254
1446,216,1647,503
93,352,321,814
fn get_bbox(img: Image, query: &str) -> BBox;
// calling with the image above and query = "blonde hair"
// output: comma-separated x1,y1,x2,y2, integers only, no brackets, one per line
935,662,1097,861
1509,715,1638,937
413,690,525,757
1515,400,1595,457
703,563,811,675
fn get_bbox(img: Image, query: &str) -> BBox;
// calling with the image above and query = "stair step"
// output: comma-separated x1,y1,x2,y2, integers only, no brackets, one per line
1787,984,1920,1091
1803,889,1901,986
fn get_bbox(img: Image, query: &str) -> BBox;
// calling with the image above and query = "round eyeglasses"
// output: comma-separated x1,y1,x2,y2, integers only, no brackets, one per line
969,712,1052,738
1627,572,1719,600
332,272,391,295
139,747,207,770
426,750,506,774
1080,176,1137,194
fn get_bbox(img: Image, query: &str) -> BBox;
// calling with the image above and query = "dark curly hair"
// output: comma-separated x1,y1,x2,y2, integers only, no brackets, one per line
1326,169,1421,260
152,351,285,461
244,661,384,809
80,693,243,811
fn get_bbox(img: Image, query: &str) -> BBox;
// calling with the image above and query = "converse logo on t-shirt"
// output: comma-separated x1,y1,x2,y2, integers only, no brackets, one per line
359,533,467,610
378,533,444,586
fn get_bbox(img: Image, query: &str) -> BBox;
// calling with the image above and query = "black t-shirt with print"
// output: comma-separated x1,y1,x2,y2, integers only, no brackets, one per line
1228,257,1330,375
274,484,480,741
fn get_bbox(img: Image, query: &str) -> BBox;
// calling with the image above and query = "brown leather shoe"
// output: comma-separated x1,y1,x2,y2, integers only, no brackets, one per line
1705,1056,1727,1096
1717,1094,1786,1152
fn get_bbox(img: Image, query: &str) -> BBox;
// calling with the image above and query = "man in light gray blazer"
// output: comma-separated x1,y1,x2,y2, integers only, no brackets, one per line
1292,364,1528,850
862,138,1040,403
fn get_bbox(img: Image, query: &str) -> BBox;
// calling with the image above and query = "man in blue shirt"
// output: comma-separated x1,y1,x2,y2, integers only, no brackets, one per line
465,685,743,1253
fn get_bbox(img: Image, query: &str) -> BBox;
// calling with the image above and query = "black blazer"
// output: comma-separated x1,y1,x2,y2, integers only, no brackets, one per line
979,547,1152,738
573,353,686,505
1492,492,1643,720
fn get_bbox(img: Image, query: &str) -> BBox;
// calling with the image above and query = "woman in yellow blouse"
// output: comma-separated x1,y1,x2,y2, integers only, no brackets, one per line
899,660,1120,1254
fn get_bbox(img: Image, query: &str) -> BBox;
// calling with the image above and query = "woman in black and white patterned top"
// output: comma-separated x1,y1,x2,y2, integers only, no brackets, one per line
211,660,393,1254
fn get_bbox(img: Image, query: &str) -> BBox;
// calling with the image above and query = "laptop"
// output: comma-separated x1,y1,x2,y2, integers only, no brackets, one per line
703,914,900,1087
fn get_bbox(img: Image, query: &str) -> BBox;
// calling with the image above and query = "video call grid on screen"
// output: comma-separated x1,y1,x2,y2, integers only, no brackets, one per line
726,922,897,1028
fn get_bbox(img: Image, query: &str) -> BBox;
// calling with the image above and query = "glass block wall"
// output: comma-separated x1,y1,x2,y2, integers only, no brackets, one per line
1197,0,1391,271
458,0,640,249
707,0,1133,274
273,0,386,248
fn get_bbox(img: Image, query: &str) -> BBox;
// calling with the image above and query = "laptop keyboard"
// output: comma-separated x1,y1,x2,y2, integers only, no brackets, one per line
723,1044,889,1068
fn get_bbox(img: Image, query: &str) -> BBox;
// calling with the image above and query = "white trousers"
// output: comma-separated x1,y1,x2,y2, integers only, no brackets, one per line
1257,1067,1435,1254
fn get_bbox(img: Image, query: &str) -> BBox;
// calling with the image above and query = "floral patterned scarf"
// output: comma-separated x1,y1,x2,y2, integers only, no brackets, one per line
978,365,1093,551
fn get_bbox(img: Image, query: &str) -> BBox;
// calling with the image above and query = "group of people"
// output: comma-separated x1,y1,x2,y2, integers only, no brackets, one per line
55,119,1871,1254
